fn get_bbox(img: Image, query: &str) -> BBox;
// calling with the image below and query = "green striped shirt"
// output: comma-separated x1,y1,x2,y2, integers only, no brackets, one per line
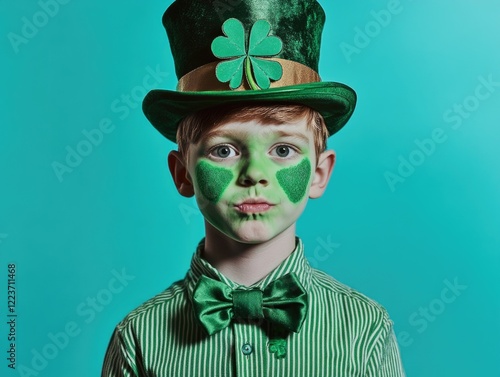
102,238,405,376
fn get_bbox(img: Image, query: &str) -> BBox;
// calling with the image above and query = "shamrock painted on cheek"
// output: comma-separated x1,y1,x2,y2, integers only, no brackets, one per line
196,157,311,205
211,18,283,90
276,158,312,204
195,161,234,203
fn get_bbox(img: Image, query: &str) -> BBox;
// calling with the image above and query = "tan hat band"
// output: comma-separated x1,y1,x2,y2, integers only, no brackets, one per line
177,58,320,92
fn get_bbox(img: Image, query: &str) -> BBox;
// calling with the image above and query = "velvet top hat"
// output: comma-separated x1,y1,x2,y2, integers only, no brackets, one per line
143,0,357,143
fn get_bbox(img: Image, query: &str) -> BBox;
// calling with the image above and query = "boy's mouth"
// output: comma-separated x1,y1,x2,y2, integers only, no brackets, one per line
234,198,274,214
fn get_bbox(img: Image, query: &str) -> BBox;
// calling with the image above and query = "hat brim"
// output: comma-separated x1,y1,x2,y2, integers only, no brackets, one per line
142,82,356,143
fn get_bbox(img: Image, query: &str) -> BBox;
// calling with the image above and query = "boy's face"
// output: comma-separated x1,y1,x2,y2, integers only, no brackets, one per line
170,116,334,244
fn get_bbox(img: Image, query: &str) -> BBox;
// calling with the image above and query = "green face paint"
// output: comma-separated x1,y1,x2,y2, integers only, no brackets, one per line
188,118,318,244
195,161,234,203
275,158,311,203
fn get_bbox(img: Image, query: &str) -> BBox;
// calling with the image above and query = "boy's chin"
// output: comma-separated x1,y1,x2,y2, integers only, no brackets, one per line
228,226,276,244
208,221,287,245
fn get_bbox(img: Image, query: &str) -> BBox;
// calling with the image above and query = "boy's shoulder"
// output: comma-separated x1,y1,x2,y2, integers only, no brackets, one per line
309,267,391,320
114,278,187,331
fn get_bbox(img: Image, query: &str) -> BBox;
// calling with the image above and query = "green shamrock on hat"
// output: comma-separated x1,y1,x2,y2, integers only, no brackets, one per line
211,18,283,90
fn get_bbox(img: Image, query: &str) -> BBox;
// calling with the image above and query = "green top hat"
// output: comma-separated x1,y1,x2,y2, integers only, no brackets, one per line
142,0,357,143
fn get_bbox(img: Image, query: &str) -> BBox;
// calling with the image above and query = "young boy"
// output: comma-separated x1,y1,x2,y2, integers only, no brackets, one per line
102,1,405,376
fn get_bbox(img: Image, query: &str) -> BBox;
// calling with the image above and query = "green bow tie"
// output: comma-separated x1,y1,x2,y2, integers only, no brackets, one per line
192,272,308,336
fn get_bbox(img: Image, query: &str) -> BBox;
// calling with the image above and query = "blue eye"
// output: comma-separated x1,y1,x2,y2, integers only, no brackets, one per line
276,146,290,157
210,145,237,159
273,145,296,158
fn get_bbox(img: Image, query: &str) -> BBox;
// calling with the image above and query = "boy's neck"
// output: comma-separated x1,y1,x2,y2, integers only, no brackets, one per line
202,222,297,287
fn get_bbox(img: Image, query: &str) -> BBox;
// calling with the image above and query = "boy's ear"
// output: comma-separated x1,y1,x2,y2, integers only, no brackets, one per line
309,150,335,199
168,151,195,197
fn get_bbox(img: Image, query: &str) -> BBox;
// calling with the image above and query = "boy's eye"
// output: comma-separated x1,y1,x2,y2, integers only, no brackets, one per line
210,145,237,159
272,145,296,158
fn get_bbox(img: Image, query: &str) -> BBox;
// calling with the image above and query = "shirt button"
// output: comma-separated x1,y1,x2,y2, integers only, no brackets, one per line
241,343,253,355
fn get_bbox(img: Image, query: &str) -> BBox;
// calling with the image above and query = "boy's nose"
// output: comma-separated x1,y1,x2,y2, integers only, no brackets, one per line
237,157,269,187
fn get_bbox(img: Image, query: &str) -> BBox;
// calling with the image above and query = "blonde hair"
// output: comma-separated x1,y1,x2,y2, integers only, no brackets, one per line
176,104,328,163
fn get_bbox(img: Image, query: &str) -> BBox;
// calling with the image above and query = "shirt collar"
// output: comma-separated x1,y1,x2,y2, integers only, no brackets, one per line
185,237,312,301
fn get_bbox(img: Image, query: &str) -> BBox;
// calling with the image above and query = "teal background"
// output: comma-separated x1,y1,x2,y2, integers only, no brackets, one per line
1,0,499,376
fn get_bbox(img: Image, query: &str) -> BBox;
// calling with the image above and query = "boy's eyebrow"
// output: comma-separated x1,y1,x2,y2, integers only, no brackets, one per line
271,130,310,144
203,129,226,141
203,128,310,144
